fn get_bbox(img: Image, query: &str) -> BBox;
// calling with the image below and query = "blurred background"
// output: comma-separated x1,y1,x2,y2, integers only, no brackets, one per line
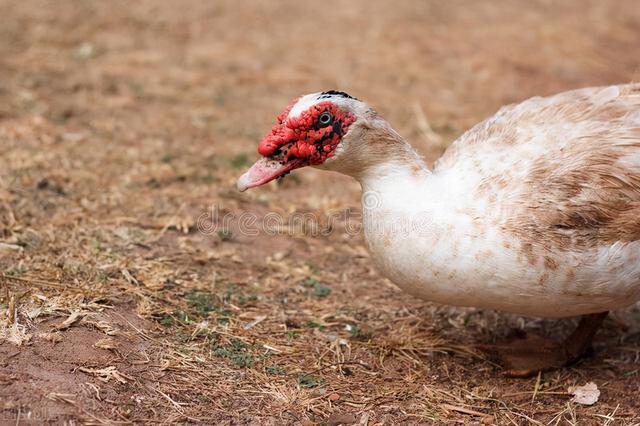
1,1,639,424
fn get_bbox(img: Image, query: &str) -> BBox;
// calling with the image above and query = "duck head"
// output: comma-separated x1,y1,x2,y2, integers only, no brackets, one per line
237,90,386,191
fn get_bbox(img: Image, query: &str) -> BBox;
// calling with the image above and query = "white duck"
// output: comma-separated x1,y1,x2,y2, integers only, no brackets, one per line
237,86,640,375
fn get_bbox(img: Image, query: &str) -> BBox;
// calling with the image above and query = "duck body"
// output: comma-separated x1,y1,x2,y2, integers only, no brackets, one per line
362,84,640,318
239,85,640,319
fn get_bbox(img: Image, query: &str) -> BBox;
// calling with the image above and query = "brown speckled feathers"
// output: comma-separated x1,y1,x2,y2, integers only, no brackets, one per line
436,84,640,251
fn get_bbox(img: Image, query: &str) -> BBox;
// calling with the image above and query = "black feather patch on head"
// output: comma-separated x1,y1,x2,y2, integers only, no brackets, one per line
318,90,359,101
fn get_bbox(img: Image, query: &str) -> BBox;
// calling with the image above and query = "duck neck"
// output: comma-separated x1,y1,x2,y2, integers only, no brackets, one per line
359,157,431,196
354,135,441,262
354,126,432,198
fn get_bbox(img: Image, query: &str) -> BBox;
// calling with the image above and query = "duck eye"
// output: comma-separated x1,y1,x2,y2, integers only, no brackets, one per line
318,112,333,127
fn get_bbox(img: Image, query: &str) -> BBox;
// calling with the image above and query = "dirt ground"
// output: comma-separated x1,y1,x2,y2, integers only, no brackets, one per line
1,0,639,424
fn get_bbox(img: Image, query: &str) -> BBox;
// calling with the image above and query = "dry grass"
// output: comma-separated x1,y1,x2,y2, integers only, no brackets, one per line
1,0,640,424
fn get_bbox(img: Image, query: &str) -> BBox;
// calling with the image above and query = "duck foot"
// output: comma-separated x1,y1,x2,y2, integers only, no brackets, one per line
479,312,608,378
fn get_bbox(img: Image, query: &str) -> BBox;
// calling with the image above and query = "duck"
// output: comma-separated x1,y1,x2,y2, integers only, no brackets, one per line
237,86,640,376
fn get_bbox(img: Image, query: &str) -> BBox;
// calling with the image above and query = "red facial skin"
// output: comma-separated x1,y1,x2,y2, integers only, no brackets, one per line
258,99,356,165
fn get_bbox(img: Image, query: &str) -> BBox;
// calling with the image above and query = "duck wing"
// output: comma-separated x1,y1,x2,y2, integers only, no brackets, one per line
435,84,640,250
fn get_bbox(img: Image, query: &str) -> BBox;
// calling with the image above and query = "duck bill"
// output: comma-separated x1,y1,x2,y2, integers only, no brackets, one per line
237,157,304,192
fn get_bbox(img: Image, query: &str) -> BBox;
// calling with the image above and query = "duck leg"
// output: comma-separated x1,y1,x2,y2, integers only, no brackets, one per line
480,312,608,377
